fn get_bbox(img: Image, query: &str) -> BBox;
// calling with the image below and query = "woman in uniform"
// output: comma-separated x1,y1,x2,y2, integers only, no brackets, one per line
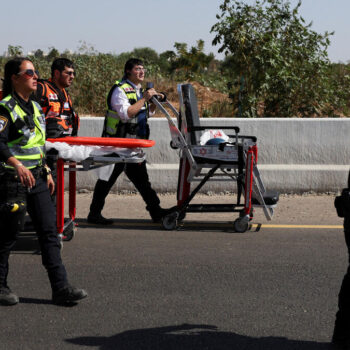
0,57,87,306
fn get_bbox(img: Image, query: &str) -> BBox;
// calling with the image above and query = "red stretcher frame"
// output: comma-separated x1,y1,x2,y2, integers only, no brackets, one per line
49,137,155,237
56,159,76,236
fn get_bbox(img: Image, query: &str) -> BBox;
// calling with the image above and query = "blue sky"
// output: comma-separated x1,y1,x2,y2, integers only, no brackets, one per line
1,0,349,62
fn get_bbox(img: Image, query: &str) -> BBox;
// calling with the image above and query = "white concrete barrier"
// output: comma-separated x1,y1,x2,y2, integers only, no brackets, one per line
76,117,350,193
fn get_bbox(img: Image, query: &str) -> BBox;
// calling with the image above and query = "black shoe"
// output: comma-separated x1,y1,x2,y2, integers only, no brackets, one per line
150,207,176,223
332,324,350,349
87,214,113,225
52,285,88,305
0,286,19,306
331,339,350,350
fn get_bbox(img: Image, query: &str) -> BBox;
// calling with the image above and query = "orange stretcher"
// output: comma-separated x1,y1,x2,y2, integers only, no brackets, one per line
46,136,155,240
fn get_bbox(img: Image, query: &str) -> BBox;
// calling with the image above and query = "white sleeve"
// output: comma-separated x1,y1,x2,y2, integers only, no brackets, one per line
110,87,131,123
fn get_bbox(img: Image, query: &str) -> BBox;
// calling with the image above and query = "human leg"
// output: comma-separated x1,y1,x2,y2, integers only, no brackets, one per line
27,177,87,304
88,163,124,224
125,162,171,222
332,216,350,346
26,177,69,291
0,176,26,305
0,213,22,306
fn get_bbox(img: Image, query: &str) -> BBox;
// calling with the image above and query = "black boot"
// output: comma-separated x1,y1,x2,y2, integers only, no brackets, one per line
149,207,176,223
52,284,88,305
0,285,19,306
87,213,113,225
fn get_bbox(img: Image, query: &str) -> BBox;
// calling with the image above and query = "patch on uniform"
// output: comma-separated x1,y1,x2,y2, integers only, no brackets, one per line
0,116,8,133
48,93,58,100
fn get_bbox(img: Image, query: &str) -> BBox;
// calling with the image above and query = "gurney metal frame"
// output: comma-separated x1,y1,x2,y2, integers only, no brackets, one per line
55,151,146,240
152,83,278,231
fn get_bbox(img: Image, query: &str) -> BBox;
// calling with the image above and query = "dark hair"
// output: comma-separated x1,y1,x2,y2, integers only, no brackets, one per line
51,58,74,77
2,57,32,97
123,58,144,79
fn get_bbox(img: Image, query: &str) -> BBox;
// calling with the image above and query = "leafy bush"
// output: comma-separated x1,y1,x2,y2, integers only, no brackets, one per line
211,0,350,117
1,30,350,118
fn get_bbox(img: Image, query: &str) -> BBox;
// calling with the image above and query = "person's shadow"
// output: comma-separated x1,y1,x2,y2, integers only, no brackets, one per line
66,324,330,350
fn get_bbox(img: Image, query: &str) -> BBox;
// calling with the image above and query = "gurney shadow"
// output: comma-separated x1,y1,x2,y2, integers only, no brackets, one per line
76,218,258,233
12,232,41,254
66,324,330,350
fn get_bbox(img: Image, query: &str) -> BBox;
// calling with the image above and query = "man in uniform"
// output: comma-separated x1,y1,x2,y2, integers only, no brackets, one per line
332,172,350,349
33,58,79,208
33,57,79,181
34,57,79,139
87,58,170,225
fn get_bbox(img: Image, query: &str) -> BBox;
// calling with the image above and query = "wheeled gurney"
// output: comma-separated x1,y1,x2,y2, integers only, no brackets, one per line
151,83,279,231
46,137,155,241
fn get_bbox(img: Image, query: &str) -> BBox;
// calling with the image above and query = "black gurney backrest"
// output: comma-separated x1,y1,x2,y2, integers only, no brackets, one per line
181,84,202,145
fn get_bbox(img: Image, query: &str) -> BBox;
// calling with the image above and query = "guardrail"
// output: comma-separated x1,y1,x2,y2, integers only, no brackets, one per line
74,117,350,193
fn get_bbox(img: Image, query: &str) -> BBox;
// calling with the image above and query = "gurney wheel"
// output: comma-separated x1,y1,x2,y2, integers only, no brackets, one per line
62,220,76,241
162,212,178,230
233,218,249,233
170,141,178,150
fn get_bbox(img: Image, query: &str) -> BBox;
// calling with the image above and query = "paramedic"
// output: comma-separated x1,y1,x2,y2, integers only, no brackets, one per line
0,57,87,306
33,58,79,200
87,58,170,225
332,170,350,348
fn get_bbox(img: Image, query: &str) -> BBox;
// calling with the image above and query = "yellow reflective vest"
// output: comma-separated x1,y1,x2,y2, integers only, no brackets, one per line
104,80,149,138
0,95,46,169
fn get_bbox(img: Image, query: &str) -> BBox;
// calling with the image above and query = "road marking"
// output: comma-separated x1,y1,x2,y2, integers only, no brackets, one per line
79,221,343,229
251,224,342,229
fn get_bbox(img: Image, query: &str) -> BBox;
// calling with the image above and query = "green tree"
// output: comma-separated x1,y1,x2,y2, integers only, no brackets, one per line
47,47,60,60
165,40,215,79
34,49,44,58
7,45,23,57
211,0,335,117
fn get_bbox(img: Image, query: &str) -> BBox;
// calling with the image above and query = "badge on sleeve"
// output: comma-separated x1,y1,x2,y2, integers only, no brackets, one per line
0,116,8,133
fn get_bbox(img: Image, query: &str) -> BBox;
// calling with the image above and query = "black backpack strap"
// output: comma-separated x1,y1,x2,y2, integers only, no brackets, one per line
106,81,124,110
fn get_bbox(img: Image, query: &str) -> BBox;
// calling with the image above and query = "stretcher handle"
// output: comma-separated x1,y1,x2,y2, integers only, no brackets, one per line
228,135,257,143
188,126,240,133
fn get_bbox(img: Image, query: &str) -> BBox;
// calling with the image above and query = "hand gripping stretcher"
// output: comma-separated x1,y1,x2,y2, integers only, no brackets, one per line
46,137,155,241
151,83,279,232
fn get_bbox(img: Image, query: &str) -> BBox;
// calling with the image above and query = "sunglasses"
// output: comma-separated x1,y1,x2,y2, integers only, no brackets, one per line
17,69,39,77
63,70,76,76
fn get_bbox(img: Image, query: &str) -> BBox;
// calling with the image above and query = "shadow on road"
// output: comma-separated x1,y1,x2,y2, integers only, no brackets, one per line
76,218,263,234
66,324,330,350
19,297,52,305
19,297,79,307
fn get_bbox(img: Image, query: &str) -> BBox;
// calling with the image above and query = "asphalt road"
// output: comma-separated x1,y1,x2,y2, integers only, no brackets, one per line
0,193,346,350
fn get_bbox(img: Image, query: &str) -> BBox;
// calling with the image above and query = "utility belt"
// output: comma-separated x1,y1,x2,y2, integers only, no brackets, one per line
0,167,27,219
0,164,45,182
115,122,149,140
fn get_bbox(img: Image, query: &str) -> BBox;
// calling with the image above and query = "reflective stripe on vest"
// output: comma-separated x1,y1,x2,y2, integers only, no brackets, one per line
0,95,46,169
104,80,149,136
38,79,77,137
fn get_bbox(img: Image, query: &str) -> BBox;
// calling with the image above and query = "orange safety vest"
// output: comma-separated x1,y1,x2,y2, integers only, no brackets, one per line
36,79,79,138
